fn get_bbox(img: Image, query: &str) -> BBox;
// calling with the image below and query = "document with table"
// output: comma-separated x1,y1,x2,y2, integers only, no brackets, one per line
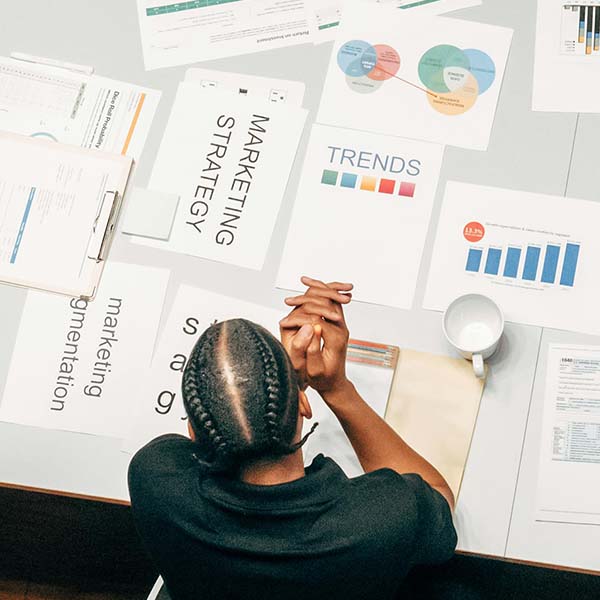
0,57,160,161
535,344,600,526
533,0,600,113
0,131,132,297
137,0,314,70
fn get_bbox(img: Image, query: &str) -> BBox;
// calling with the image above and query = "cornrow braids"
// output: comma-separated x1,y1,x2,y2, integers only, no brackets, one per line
182,318,318,473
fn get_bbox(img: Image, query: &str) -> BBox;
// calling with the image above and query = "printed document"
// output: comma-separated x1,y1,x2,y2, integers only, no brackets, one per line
0,132,131,297
133,83,307,270
277,124,444,309
536,345,600,525
424,182,600,335
185,68,305,106
310,0,483,44
0,263,170,439
533,0,600,112
0,57,160,162
137,0,314,70
317,2,512,150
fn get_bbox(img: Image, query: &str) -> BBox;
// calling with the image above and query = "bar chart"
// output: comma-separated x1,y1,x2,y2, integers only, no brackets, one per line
561,2,600,56
465,242,580,287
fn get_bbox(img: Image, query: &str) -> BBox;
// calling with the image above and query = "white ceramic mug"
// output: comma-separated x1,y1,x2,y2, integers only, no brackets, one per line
442,294,504,378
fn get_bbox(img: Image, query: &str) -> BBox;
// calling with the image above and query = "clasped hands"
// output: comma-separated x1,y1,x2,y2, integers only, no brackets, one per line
279,276,353,396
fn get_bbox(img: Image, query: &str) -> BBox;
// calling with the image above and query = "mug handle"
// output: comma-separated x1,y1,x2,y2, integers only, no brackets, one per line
472,353,485,379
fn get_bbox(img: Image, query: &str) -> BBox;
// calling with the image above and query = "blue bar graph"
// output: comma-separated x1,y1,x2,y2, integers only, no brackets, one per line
560,243,580,287
541,245,560,284
484,248,502,275
522,246,541,281
466,248,482,272
503,247,521,278
464,242,580,289
10,187,36,265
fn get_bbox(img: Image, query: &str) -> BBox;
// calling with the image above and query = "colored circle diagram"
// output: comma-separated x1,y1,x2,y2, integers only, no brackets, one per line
337,40,400,94
337,40,496,115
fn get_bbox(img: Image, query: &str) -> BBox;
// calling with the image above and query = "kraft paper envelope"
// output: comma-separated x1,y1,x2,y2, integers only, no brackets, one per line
385,349,486,499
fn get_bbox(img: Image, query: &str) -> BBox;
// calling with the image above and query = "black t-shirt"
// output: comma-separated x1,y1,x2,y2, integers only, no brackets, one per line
128,434,457,600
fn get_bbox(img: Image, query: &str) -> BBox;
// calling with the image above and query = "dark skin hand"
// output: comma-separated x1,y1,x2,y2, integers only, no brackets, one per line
280,276,455,510
280,276,353,392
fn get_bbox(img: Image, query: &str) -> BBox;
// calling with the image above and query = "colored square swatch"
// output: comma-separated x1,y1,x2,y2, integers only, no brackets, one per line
321,169,338,185
379,178,395,194
360,176,377,192
340,172,358,188
399,182,416,197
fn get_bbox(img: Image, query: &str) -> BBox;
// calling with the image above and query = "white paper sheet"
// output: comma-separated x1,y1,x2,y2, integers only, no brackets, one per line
0,132,131,297
0,58,160,162
535,345,600,525
302,361,394,476
424,182,600,334
137,0,314,70
396,0,482,11
126,285,284,454
533,0,600,113
133,84,307,270
277,124,444,308
310,0,344,43
310,0,483,44
185,68,305,106
0,263,170,439
316,2,512,150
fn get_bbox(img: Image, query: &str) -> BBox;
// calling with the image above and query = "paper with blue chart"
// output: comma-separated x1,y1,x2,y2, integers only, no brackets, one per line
277,124,444,309
424,182,600,335
317,2,513,150
532,0,600,113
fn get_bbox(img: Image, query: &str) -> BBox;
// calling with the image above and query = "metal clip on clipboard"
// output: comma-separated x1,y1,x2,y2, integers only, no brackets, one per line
87,190,122,262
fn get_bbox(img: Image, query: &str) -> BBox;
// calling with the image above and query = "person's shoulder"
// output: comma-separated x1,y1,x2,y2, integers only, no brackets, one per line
346,469,444,522
350,466,416,493
337,466,421,514
128,434,198,493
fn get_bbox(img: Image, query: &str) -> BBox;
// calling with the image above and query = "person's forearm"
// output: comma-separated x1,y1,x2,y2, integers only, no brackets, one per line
322,380,455,509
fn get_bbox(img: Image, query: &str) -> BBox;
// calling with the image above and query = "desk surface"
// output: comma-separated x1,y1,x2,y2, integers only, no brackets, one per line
0,0,598,574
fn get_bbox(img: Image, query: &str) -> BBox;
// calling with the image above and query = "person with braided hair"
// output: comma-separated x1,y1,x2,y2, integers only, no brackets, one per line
128,276,456,600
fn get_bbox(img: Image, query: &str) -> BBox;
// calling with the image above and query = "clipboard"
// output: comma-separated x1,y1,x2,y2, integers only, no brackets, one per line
0,131,132,299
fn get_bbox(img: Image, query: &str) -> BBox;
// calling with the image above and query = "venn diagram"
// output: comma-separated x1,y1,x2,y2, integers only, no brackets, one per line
337,40,496,115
